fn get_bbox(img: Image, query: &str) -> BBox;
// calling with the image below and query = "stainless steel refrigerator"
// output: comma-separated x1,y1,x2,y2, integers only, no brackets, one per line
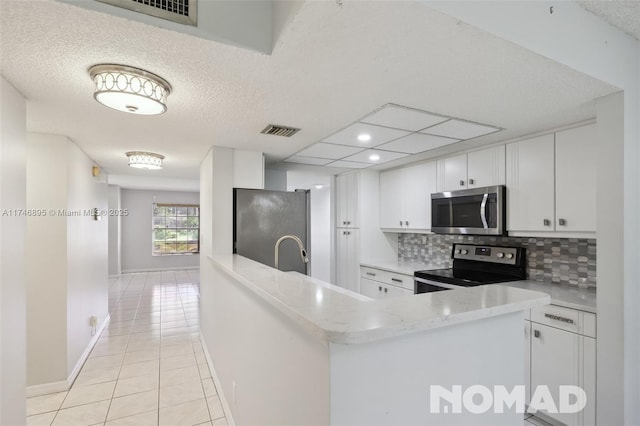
233,188,310,275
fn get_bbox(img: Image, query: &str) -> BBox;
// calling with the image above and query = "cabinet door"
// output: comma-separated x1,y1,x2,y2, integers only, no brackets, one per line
379,168,404,229
336,175,349,228
382,284,413,298
346,173,360,228
404,161,436,230
581,336,596,426
506,134,555,232
360,277,383,299
531,323,581,426
524,320,531,406
555,124,597,232
467,145,505,188
335,229,349,288
346,229,360,293
436,153,468,192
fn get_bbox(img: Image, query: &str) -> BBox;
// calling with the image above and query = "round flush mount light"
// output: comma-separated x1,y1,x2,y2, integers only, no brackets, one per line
89,64,172,115
369,154,381,161
357,133,372,142
126,151,165,170
314,184,324,189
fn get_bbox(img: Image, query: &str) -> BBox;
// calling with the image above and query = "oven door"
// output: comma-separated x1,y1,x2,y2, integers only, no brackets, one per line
431,185,505,235
414,276,462,294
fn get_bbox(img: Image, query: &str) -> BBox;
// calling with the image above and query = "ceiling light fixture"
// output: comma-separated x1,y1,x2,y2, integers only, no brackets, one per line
126,151,165,170
369,154,381,161
89,64,172,115
314,184,324,189
357,134,372,142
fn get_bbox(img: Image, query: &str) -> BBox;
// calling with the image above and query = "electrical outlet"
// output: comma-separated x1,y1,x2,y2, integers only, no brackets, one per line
421,235,427,245
90,316,98,327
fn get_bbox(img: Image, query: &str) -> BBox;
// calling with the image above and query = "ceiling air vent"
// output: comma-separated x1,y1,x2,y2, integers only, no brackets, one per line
260,124,301,138
96,0,197,26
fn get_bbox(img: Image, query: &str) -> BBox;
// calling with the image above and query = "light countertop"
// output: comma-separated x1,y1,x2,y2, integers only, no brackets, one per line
209,254,550,345
360,260,443,276
362,262,597,313
503,280,596,313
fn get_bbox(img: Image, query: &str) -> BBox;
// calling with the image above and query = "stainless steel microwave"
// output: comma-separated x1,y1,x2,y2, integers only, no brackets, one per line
431,185,506,235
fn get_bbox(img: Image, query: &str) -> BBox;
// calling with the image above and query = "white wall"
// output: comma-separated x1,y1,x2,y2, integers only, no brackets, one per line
0,76,27,426
423,3,640,423
287,172,332,282
108,185,122,276
65,141,109,376
25,133,110,389
264,168,287,191
120,189,200,272
26,134,68,386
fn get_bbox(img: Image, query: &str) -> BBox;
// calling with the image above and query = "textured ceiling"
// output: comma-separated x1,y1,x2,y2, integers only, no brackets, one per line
579,1,640,41
0,0,618,180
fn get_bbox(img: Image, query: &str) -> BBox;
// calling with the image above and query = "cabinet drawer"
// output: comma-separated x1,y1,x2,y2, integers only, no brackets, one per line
531,305,596,338
361,267,384,281
383,272,414,291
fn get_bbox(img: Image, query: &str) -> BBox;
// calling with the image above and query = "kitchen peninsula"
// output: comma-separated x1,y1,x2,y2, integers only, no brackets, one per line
200,254,550,425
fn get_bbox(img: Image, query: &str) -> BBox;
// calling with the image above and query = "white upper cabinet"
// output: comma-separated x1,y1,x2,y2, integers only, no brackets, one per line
336,172,360,228
507,124,597,234
436,153,467,191
506,134,556,232
436,145,505,192
555,124,597,232
467,145,506,188
379,161,436,230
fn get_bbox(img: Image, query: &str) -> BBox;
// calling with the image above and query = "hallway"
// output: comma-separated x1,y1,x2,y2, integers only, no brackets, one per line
25,270,228,426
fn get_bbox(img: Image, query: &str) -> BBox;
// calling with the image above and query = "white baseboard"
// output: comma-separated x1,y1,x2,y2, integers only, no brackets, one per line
26,314,111,398
121,266,199,273
200,334,235,426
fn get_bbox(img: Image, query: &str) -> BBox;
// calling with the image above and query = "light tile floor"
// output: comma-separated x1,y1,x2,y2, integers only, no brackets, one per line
27,270,229,426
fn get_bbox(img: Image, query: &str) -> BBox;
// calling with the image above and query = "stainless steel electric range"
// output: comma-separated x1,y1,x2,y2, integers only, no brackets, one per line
414,243,527,294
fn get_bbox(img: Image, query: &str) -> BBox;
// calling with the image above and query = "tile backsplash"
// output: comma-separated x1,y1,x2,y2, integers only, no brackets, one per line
398,234,596,288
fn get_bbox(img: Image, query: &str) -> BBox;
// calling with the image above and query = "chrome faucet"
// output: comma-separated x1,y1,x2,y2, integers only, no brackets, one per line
274,235,310,272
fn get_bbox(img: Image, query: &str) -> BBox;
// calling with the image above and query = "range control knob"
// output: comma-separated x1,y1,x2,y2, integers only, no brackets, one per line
506,253,514,259
461,249,468,255
496,252,505,259
454,249,461,255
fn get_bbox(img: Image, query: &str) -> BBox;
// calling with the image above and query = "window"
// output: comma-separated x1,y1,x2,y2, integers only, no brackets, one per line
152,203,199,255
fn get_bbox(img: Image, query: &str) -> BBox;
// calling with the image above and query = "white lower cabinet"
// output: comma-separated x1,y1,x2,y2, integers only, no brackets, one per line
526,305,596,426
336,229,360,293
359,266,413,299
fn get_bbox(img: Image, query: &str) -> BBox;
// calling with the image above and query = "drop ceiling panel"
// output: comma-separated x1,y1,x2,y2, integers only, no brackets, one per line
421,119,500,140
295,143,363,159
342,149,410,164
361,104,449,131
284,156,333,166
322,123,410,148
376,133,460,154
327,160,372,169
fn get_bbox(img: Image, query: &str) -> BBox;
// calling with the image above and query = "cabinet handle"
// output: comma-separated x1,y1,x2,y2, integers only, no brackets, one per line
405,221,409,226
468,178,475,185
543,219,551,226
460,180,465,186
399,220,403,227
384,288,388,293
342,221,346,225
347,231,351,235
544,313,574,324
378,286,382,291
343,231,346,235
534,329,540,338
391,278,402,283
366,272,376,277
558,218,566,226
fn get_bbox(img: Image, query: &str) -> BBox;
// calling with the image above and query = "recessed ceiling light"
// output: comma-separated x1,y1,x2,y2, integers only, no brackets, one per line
369,154,381,161
314,184,324,189
357,134,372,142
